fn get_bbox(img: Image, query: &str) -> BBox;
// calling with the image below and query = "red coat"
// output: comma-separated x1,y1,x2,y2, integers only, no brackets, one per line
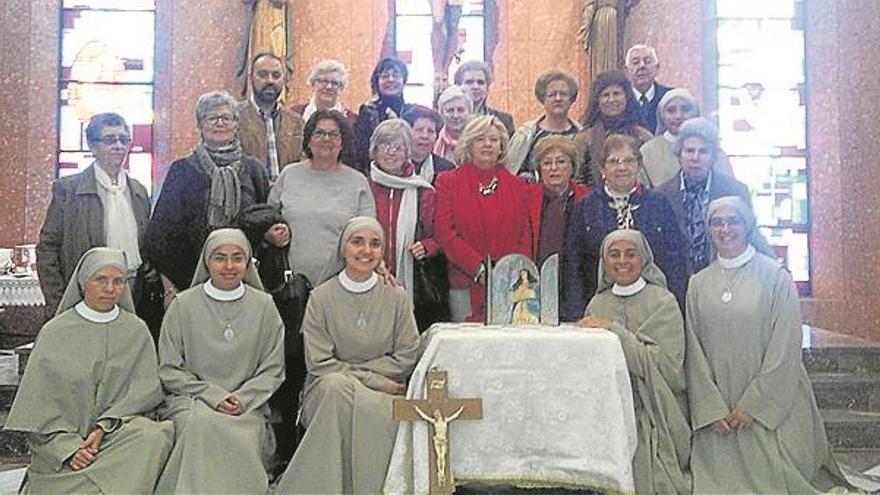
525,181,590,260
368,166,439,275
435,163,531,321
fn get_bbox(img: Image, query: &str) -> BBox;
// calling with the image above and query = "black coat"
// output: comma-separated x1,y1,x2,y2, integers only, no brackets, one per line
143,153,268,291
641,82,673,133
561,185,688,321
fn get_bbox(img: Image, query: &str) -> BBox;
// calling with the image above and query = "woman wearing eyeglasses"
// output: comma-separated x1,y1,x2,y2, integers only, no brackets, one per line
144,91,272,311
561,133,687,322
354,57,414,174
291,59,358,128
268,109,376,289
37,112,152,317
366,119,448,330
686,196,853,493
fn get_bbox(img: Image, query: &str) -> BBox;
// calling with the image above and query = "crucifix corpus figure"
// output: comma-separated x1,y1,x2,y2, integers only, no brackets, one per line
393,369,482,495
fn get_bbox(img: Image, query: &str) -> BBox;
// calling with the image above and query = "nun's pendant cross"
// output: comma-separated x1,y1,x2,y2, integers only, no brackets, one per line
393,369,482,495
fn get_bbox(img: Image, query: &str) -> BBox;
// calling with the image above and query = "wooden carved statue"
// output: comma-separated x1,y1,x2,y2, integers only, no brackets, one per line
578,0,641,77
238,0,293,102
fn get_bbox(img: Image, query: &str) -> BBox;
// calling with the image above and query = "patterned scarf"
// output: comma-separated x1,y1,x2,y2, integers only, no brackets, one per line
683,175,711,272
195,139,243,229
604,185,640,229
433,126,458,163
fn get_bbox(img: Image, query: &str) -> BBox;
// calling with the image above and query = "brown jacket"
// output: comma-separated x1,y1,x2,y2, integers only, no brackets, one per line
36,165,151,316
237,100,304,173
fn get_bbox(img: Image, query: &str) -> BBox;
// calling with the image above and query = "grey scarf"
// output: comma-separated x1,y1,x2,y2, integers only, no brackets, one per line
196,140,243,229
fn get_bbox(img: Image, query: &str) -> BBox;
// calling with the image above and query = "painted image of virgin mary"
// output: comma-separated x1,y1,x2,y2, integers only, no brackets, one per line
509,269,540,324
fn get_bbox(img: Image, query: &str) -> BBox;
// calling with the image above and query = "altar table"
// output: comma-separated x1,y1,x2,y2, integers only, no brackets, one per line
384,323,637,494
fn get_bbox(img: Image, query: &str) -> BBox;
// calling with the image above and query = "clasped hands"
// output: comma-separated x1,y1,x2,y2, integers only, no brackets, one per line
68,427,105,471
216,394,245,416
712,404,754,434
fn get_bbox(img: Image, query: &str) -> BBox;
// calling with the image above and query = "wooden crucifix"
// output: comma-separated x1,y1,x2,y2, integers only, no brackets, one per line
393,368,482,495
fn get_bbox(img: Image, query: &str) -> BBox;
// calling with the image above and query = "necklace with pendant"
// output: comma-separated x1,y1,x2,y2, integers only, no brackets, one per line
478,176,499,195
214,298,244,341
350,292,370,329
720,267,744,304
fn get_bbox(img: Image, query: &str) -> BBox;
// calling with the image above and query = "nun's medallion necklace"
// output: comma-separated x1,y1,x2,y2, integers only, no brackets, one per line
720,268,744,304
214,299,245,342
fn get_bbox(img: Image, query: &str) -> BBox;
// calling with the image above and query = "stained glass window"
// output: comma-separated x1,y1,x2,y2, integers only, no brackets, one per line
58,0,156,195
714,0,810,292
395,0,486,106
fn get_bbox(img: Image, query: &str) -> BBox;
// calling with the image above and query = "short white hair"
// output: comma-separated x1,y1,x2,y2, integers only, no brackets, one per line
307,59,349,89
369,118,413,159
437,85,473,113
625,44,659,65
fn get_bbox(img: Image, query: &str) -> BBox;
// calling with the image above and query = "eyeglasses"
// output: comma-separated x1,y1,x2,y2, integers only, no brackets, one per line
203,114,238,126
378,143,406,154
99,135,131,146
604,156,638,167
89,274,127,289
708,216,746,229
378,70,403,81
314,77,343,88
540,157,572,169
209,253,247,264
312,129,342,140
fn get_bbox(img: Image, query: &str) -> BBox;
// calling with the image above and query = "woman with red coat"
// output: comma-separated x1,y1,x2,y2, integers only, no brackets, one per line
435,115,531,322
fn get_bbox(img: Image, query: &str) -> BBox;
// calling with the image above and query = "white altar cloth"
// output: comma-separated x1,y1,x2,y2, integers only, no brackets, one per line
383,323,637,494
0,274,44,307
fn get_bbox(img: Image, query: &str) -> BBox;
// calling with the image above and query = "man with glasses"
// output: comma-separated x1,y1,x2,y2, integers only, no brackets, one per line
37,112,151,317
238,52,304,180
507,69,583,181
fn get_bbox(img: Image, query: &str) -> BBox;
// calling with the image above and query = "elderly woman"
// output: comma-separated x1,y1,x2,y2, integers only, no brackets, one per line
435,115,531,322
508,69,582,180
354,57,414,173
291,59,358,127
157,228,284,494
526,136,590,272
654,118,763,279
145,90,274,309
434,85,474,164
6,248,173,493
561,134,687,322
402,105,456,183
575,69,653,186
686,197,851,493
640,90,734,187
576,230,691,494
268,109,376,288
367,118,448,329
37,112,151,317
275,217,420,494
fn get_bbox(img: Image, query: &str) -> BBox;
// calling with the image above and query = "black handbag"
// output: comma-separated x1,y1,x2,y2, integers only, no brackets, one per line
412,253,450,332
132,261,165,343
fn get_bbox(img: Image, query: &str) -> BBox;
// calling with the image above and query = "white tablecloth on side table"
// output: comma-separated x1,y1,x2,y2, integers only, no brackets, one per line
0,274,45,307
384,323,637,494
